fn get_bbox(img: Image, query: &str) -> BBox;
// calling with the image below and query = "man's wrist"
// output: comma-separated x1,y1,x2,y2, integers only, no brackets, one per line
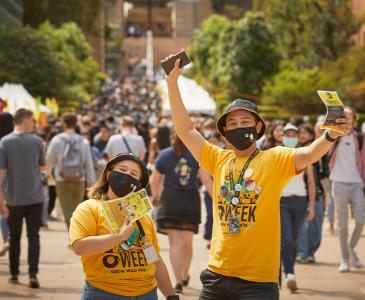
325,130,340,142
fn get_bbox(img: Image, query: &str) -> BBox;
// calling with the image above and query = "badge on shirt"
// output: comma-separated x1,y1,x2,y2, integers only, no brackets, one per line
229,216,240,234
143,244,159,264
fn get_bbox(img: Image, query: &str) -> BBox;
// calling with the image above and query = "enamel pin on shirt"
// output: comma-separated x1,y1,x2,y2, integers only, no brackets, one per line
227,149,260,234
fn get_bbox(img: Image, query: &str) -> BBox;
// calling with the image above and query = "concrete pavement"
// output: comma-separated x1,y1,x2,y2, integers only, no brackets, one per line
0,216,364,300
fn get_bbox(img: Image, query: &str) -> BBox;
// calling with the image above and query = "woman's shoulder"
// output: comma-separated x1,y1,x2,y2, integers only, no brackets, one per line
76,198,103,211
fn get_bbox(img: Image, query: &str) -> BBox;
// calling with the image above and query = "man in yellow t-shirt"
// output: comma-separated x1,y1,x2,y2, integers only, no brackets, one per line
162,55,350,300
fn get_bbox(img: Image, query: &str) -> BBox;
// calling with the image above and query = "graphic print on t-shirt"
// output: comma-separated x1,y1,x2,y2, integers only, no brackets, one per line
174,157,192,186
102,227,151,275
102,246,150,275
217,167,262,232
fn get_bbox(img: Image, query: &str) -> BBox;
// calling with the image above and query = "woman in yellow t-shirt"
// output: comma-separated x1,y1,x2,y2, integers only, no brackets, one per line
69,153,179,300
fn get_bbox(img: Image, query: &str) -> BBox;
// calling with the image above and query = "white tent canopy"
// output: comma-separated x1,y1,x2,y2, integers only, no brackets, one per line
157,76,216,116
0,83,51,114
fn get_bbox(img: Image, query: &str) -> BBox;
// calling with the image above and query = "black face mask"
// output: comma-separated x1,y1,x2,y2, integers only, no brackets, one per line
225,126,258,151
107,171,141,198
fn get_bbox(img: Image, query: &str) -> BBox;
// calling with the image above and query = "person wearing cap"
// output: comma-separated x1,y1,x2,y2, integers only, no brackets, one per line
163,56,350,300
280,123,316,292
69,153,179,300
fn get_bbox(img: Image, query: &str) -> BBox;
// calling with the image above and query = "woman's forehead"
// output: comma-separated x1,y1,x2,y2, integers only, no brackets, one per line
113,160,141,172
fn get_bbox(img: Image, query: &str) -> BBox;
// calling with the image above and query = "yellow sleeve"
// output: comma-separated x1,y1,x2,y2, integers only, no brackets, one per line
199,141,223,176
69,200,98,245
272,146,298,180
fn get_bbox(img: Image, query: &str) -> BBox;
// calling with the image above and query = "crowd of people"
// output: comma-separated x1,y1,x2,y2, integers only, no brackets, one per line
0,59,364,300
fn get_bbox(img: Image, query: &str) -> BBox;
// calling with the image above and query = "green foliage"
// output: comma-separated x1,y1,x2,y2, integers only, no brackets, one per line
190,12,279,101
189,15,230,79
0,23,100,111
0,26,66,99
23,0,102,34
215,12,279,96
262,63,324,114
262,47,365,114
264,0,357,68
38,22,100,109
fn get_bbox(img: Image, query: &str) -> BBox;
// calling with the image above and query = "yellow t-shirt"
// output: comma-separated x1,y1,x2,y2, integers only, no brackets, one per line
200,142,298,283
69,199,159,296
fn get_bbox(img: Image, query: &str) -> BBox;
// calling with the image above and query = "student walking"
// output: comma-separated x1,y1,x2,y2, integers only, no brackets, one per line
0,109,45,288
70,154,179,300
150,132,201,294
163,55,349,300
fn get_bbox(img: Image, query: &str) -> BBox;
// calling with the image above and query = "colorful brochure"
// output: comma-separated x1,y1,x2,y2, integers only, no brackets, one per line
317,90,345,134
101,189,153,233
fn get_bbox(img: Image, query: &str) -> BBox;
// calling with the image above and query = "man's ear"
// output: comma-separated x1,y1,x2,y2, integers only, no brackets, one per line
256,122,263,134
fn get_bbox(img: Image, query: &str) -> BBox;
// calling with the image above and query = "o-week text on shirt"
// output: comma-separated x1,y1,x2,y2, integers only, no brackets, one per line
102,246,149,274
217,170,261,231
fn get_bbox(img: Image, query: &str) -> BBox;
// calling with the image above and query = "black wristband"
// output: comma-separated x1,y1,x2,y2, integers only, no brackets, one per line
325,131,339,143
166,295,180,300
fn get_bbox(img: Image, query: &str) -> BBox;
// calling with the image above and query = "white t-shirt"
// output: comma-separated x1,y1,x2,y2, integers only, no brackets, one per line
105,133,146,158
330,134,363,184
282,172,307,197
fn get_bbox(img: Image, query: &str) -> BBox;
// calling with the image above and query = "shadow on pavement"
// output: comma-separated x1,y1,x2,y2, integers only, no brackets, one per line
299,288,365,300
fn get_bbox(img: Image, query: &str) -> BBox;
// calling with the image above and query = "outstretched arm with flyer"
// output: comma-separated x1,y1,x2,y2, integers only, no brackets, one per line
162,52,206,162
295,90,350,172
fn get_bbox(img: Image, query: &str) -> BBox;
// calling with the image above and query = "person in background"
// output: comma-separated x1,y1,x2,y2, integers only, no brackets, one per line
150,131,201,294
280,123,316,292
0,109,45,288
329,106,364,273
46,113,96,231
0,112,13,256
297,123,329,264
105,116,147,161
260,119,284,150
70,153,179,300
93,124,110,153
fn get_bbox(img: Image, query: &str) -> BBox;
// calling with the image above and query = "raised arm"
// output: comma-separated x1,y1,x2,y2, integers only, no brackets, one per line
295,115,351,172
165,57,206,162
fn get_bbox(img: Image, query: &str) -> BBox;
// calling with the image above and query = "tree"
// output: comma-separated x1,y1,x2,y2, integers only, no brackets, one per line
214,12,279,97
23,0,102,34
262,63,323,114
263,0,357,68
189,14,230,80
0,26,66,100
262,47,365,115
38,22,100,110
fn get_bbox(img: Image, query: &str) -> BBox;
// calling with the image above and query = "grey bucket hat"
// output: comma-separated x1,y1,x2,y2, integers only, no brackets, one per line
216,99,267,139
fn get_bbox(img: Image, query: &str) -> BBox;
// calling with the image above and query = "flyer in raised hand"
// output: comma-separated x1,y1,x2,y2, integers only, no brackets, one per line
317,90,345,134
101,189,153,233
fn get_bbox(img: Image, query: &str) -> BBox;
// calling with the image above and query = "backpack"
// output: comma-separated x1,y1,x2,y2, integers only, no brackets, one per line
59,134,84,181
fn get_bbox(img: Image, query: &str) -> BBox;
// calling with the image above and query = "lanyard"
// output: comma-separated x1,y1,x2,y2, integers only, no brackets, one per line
228,148,260,199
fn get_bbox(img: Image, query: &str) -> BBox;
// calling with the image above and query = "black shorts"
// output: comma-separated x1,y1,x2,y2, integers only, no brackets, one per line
198,269,279,300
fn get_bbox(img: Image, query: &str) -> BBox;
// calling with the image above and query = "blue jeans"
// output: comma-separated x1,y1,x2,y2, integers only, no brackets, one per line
0,215,10,240
297,195,324,257
280,196,307,275
203,191,213,241
81,282,158,300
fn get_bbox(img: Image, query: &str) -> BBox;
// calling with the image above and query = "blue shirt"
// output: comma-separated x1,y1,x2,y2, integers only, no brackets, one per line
155,147,199,190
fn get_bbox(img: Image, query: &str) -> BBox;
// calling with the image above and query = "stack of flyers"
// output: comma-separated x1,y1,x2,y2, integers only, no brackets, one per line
317,90,345,134
101,189,153,234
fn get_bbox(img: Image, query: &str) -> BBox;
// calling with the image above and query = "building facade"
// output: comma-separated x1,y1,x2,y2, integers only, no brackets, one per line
0,0,23,27
352,0,365,46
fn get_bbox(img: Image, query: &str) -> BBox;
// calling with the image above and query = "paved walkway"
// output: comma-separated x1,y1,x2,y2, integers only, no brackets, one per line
0,216,364,300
